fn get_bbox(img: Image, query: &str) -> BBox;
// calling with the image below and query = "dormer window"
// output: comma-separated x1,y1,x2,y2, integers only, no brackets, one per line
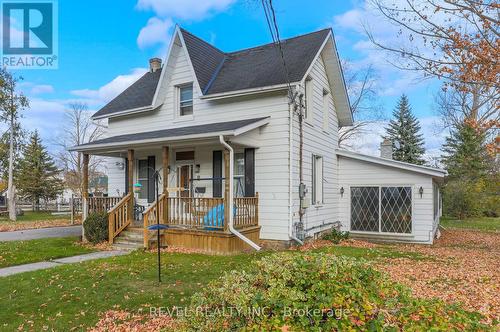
179,84,193,116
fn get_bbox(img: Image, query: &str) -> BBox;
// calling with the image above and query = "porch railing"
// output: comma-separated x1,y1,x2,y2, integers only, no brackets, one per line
108,193,133,243
143,194,259,248
88,196,122,214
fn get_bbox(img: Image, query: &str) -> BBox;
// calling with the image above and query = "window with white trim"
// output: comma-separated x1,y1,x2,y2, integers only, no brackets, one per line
311,155,323,205
322,88,329,132
304,77,313,122
178,84,193,116
351,186,412,234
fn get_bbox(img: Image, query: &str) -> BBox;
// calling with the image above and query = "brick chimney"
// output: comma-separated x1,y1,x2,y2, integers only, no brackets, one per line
149,58,162,73
380,139,393,159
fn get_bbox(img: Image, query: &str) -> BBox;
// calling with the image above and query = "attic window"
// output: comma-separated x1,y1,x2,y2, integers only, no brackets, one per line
179,84,193,116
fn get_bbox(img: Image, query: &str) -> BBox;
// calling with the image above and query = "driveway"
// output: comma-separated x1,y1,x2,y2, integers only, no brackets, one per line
0,225,82,242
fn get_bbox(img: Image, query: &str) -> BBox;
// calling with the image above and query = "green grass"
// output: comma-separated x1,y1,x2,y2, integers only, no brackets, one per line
440,216,499,232
0,245,425,331
0,237,94,268
0,211,70,223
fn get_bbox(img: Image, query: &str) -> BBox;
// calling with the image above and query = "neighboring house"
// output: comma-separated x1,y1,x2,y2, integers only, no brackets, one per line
71,26,445,252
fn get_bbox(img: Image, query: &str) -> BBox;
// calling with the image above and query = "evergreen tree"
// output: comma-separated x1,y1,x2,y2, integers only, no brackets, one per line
16,131,63,210
383,95,426,165
441,122,489,180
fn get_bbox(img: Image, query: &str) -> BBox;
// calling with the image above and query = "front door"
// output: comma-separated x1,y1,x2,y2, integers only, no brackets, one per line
178,165,193,197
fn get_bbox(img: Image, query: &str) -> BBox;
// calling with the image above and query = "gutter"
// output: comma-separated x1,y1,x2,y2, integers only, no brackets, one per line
219,135,261,251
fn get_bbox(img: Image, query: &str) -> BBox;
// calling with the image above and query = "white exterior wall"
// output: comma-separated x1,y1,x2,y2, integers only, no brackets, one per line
291,54,340,237
338,156,436,244
105,36,292,241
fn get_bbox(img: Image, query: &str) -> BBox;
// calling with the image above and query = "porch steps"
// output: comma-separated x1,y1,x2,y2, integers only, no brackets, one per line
112,227,144,251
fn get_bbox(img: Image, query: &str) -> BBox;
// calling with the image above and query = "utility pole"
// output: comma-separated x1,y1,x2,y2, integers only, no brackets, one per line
7,86,16,221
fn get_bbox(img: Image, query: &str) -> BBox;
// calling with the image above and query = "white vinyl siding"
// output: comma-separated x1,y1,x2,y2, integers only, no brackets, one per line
338,156,437,244
291,54,339,238
322,89,329,132
107,35,292,241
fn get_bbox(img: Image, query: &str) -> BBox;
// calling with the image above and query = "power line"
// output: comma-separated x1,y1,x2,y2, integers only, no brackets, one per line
261,0,295,102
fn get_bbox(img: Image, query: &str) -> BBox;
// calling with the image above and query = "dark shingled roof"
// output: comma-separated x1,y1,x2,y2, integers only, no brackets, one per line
92,70,161,119
92,28,330,119
180,28,225,93
204,29,330,94
76,117,269,148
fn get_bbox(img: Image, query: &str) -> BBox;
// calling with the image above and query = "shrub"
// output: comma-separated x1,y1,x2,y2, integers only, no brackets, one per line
321,228,349,244
175,253,489,331
83,211,108,244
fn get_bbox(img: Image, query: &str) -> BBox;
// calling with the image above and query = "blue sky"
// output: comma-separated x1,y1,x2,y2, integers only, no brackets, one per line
10,0,445,157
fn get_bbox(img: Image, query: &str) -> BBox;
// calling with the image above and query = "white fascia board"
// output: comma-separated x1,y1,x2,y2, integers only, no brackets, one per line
200,83,293,100
92,105,162,120
69,119,269,152
70,130,236,152
336,149,447,178
151,26,179,108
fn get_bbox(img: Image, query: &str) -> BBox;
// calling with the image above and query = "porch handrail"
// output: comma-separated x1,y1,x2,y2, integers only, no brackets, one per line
143,193,167,248
108,193,133,243
88,196,122,213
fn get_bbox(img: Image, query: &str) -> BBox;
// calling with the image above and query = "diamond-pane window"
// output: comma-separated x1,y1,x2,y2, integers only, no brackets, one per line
351,187,379,232
381,187,412,233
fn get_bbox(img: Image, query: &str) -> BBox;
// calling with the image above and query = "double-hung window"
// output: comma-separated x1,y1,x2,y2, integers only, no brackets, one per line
350,186,412,234
178,84,193,116
311,155,323,205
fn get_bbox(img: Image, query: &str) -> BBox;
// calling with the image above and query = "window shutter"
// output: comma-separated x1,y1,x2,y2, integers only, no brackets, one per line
244,148,255,197
124,158,129,194
311,155,316,204
147,156,155,203
213,151,222,197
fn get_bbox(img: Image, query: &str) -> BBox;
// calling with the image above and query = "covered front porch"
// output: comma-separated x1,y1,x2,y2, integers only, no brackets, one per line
74,118,268,254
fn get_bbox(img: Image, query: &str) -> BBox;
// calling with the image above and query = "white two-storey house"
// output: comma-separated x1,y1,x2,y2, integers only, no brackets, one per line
72,27,445,253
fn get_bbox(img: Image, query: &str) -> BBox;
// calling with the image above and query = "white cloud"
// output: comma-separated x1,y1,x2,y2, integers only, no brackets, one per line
136,0,235,20
31,84,54,95
71,67,148,104
137,17,174,49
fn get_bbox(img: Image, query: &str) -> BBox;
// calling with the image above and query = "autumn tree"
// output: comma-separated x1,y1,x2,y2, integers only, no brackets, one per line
339,63,384,147
384,95,426,164
55,102,104,196
16,131,63,211
0,69,29,220
368,0,499,150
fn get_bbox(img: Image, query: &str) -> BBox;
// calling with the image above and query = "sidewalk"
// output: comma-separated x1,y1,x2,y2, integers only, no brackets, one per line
0,225,82,242
0,250,129,277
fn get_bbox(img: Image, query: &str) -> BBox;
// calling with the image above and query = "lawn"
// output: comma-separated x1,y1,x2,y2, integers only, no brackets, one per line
441,216,499,232
0,211,75,232
0,237,95,268
0,245,423,331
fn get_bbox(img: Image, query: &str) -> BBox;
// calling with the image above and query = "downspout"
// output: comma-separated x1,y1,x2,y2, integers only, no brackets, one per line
288,90,303,245
219,135,261,251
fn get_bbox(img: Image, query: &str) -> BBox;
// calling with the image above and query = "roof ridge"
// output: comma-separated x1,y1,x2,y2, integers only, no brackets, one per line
179,27,225,56
226,28,331,55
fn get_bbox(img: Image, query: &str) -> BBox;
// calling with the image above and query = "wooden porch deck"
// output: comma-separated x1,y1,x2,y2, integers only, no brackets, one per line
87,194,260,254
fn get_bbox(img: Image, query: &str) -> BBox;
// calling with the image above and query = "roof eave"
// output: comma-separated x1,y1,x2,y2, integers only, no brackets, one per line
201,83,294,100
336,149,447,178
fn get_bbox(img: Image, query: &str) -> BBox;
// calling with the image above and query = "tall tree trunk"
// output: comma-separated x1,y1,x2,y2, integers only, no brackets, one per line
8,113,16,221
